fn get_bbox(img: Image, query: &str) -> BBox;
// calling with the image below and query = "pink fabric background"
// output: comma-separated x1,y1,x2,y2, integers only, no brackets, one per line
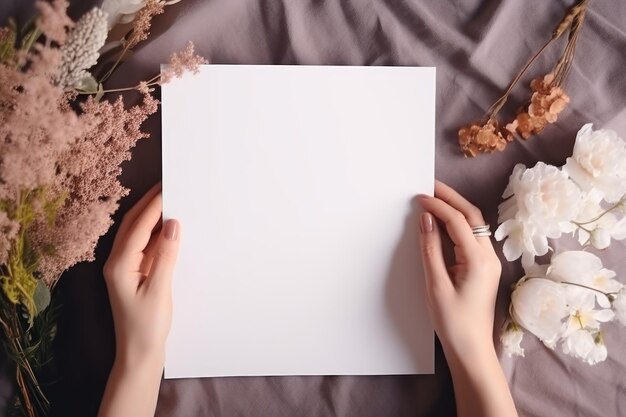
1,1,625,416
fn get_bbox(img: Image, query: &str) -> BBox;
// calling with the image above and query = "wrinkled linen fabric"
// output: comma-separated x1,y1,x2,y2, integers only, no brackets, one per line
1,1,625,416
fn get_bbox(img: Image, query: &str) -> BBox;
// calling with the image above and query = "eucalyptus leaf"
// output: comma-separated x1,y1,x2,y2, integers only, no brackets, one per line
33,280,51,316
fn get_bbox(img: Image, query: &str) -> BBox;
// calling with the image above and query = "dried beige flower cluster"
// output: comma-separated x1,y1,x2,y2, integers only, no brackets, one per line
506,74,570,139
457,0,588,157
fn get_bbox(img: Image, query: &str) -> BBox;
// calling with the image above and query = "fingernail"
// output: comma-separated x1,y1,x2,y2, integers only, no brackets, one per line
420,213,433,233
164,219,178,240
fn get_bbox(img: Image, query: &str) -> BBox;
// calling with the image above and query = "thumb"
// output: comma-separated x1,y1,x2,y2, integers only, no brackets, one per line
147,219,181,291
419,212,452,296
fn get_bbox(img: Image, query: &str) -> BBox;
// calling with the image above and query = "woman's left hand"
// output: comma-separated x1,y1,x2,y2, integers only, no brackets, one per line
103,184,181,365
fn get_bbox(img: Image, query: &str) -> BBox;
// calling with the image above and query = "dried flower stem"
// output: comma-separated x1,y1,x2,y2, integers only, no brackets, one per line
78,74,161,95
485,37,554,120
0,301,50,417
486,0,588,121
98,38,132,84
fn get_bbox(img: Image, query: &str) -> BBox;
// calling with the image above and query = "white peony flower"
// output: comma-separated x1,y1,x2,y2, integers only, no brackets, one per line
612,287,626,327
548,251,622,308
495,162,582,267
500,321,525,357
511,278,569,348
563,123,626,204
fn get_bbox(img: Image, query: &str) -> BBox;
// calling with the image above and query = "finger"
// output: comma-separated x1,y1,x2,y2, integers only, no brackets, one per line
118,193,163,261
435,181,494,248
418,195,477,249
419,212,453,297
146,219,180,292
435,181,486,225
112,183,162,250
139,227,162,276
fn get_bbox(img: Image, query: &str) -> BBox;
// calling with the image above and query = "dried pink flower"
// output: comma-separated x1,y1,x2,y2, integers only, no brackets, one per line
161,41,207,84
35,0,74,44
1,1,159,284
32,92,158,283
125,0,165,49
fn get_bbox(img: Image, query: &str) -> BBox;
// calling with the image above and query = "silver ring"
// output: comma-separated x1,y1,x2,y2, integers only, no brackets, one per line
471,225,492,237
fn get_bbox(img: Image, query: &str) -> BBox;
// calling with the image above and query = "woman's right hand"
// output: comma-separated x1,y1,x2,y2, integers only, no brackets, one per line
417,180,502,356
417,181,518,417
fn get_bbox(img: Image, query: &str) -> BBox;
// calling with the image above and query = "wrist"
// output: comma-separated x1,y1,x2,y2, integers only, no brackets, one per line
442,339,501,386
114,347,166,373
440,336,497,370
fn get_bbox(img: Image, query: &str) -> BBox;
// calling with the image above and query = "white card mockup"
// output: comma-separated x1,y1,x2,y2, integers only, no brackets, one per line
162,65,436,378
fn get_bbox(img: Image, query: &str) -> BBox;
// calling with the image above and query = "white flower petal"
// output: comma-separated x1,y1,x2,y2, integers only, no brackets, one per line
590,229,611,249
593,309,615,322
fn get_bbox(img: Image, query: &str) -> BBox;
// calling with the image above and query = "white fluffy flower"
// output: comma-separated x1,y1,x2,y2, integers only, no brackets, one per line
511,278,569,348
57,8,108,88
613,287,626,327
563,123,626,203
500,322,525,357
562,329,607,365
495,162,582,267
548,251,622,308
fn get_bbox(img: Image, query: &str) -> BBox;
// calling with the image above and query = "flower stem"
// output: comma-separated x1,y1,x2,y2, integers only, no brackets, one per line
485,37,554,119
572,198,625,227
76,78,161,96
484,0,588,120
559,280,618,300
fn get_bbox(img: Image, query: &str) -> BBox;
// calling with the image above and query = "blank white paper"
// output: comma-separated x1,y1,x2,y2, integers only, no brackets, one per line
162,65,436,378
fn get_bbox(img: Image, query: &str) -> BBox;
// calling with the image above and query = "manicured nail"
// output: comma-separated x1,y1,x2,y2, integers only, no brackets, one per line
164,219,179,240
420,213,433,233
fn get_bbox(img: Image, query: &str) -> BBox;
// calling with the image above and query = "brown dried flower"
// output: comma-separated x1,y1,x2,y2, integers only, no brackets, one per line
457,0,586,157
506,73,570,139
458,120,511,157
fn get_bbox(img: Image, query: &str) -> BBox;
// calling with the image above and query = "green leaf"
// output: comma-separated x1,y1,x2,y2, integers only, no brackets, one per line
33,280,51,316
77,74,99,93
